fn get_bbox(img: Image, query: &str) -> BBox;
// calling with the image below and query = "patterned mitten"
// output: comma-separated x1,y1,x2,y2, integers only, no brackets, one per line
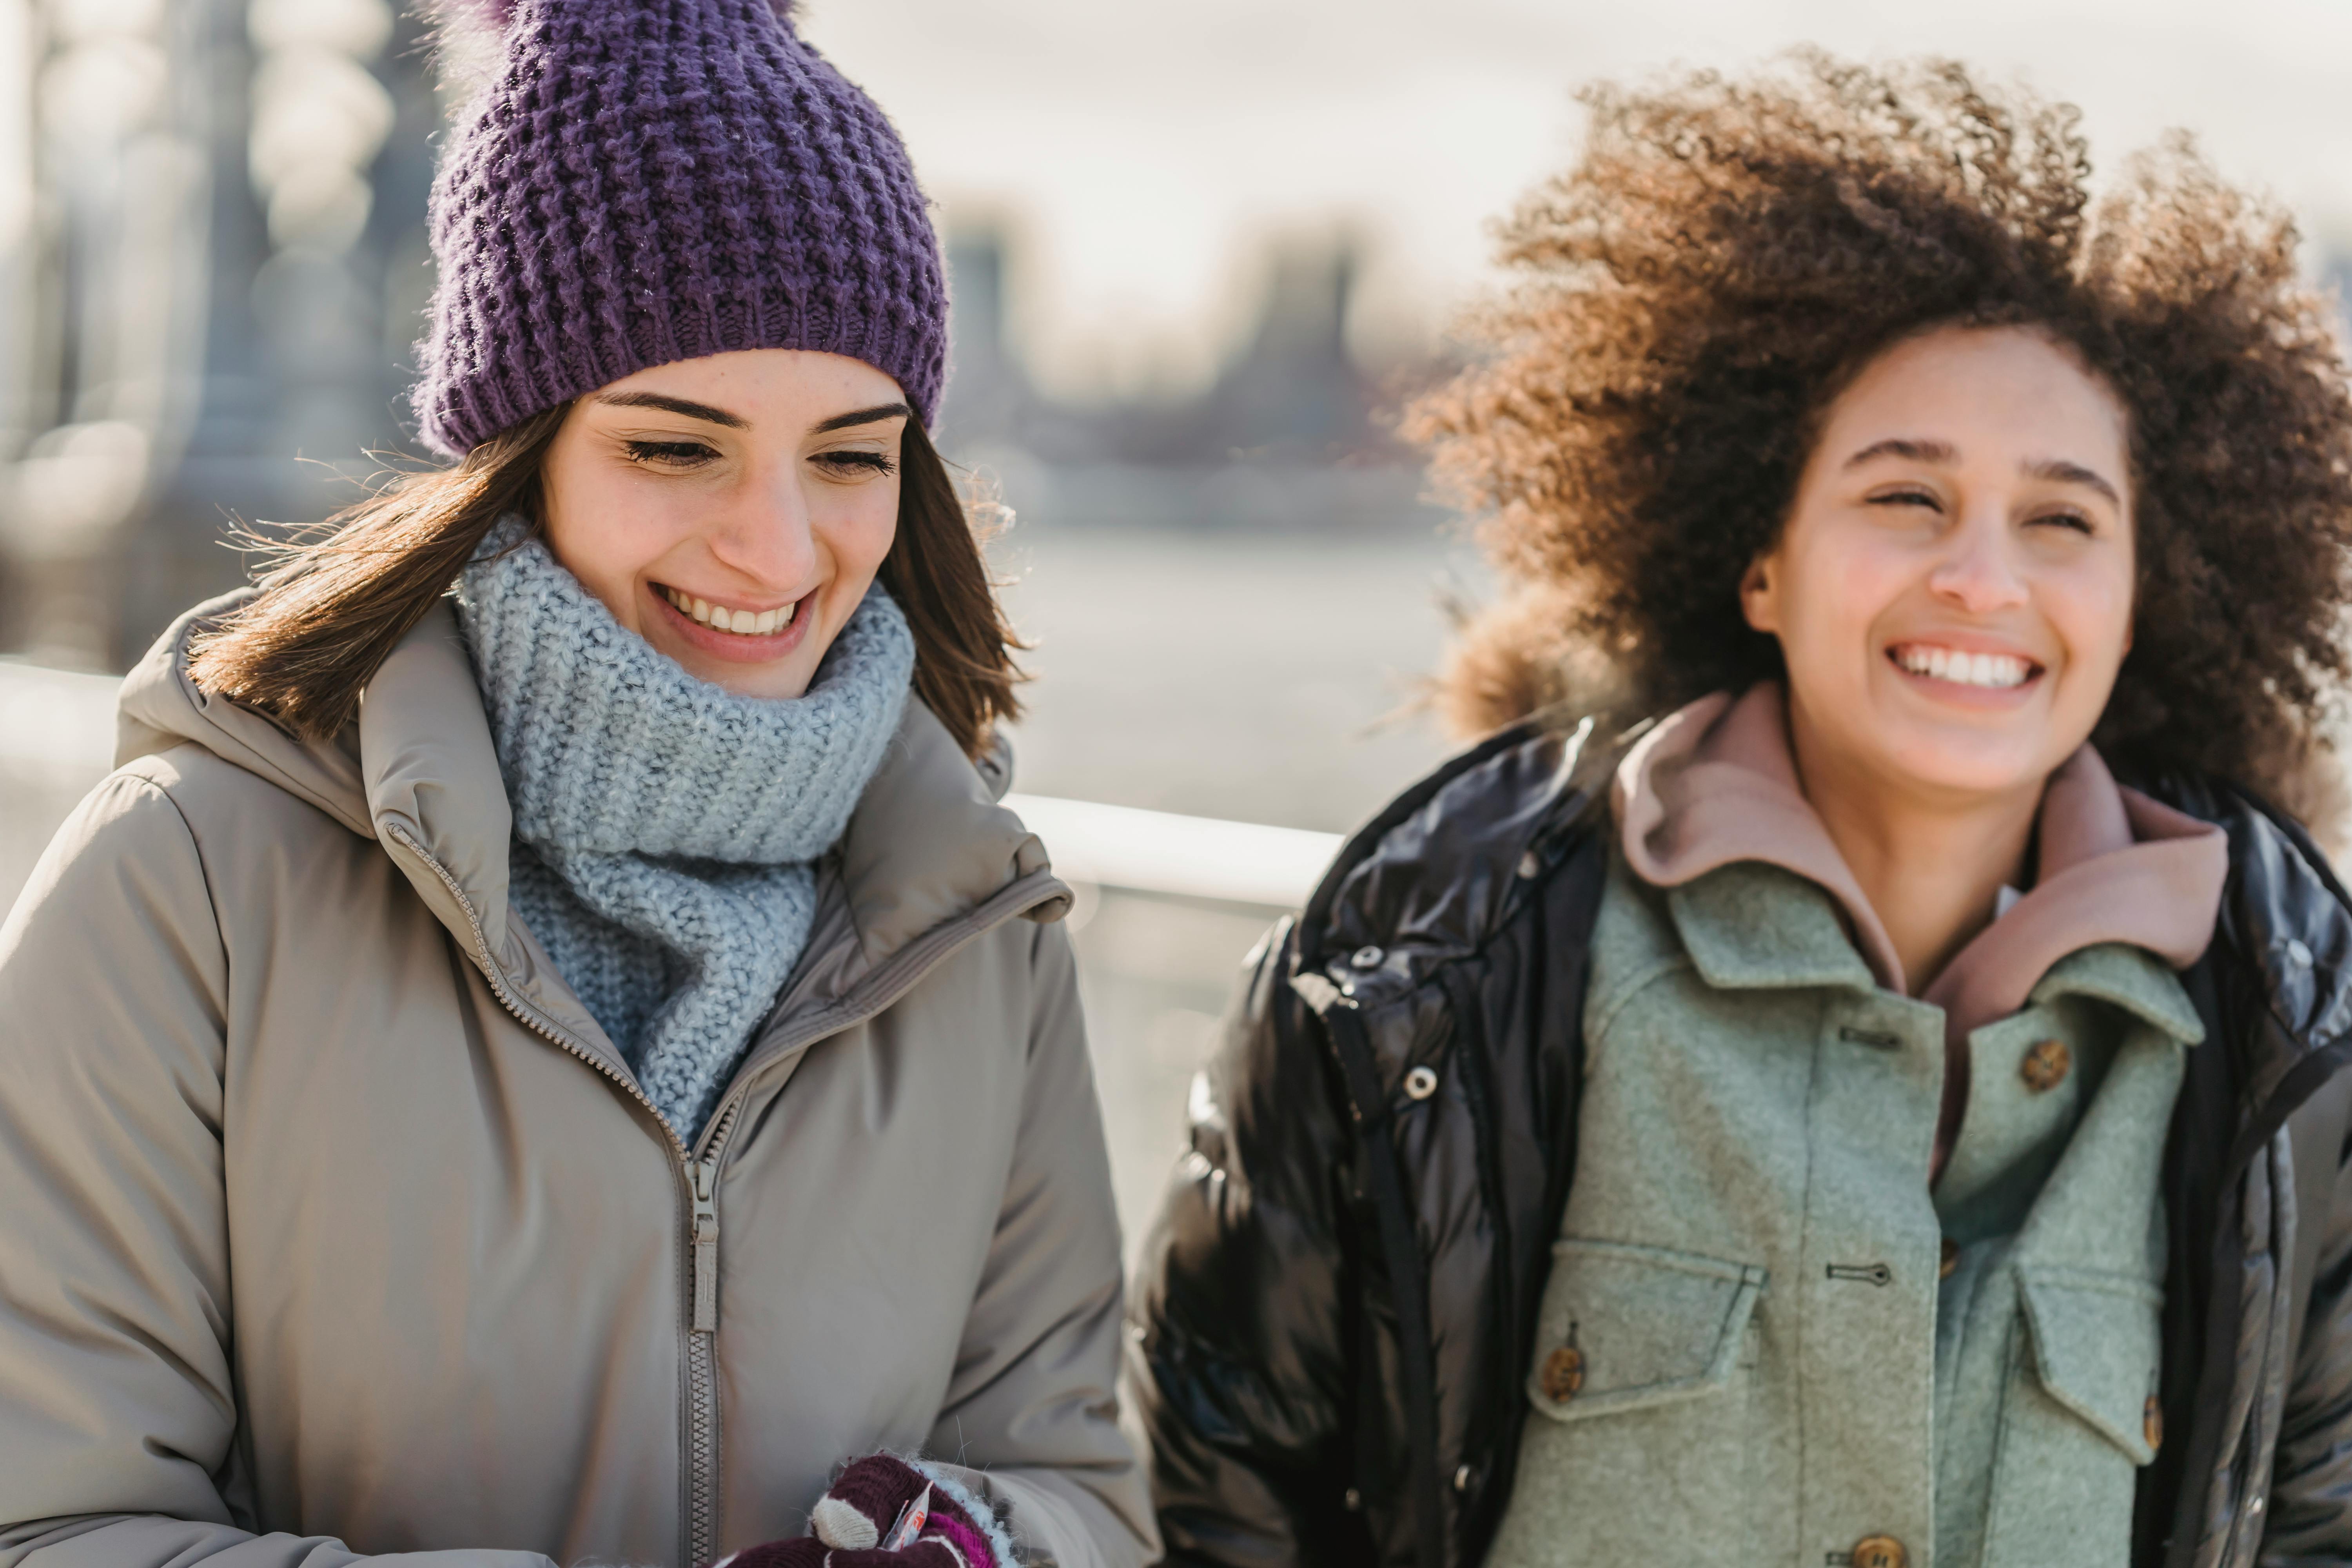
724,1455,1018,1568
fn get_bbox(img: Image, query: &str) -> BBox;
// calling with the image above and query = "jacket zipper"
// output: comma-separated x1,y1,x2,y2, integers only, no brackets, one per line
383,822,730,1567
691,1112,733,1333
684,1100,742,1566
1318,997,1448,1568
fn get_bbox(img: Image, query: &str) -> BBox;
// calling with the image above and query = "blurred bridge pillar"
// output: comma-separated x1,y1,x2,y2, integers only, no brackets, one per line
0,0,437,671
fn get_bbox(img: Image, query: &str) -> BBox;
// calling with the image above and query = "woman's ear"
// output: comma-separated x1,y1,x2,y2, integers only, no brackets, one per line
1740,552,1780,635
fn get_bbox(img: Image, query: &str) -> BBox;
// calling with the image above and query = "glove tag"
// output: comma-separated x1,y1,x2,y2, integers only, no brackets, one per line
883,1484,931,1551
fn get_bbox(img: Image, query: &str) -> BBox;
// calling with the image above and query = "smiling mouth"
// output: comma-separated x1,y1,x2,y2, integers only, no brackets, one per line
658,584,799,637
1889,642,2042,690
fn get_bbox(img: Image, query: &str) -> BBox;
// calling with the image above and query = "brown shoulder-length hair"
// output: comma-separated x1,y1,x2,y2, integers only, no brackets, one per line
188,410,1025,759
1412,52,2352,817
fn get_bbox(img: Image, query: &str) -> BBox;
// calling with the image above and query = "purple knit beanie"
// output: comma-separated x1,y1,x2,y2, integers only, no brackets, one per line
413,0,947,458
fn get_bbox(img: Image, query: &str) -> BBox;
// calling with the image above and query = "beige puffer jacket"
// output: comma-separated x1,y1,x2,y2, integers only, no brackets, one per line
0,595,1156,1568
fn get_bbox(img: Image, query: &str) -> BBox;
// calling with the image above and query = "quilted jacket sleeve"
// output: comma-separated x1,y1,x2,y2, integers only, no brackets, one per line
2261,1065,2352,1563
1122,919,1365,1568
0,771,548,1568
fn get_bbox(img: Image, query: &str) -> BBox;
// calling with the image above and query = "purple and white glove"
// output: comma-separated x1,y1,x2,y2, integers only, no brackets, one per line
725,1456,1018,1568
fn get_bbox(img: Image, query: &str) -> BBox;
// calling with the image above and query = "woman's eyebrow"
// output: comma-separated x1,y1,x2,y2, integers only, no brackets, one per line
1844,437,1958,468
812,401,912,434
2025,456,2122,507
593,390,749,429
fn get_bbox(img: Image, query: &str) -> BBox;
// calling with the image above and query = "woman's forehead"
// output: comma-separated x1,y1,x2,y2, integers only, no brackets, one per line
1818,326,2129,472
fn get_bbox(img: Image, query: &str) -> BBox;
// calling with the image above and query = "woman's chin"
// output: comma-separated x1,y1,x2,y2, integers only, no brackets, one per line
1867,729,2070,806
1842,675,2093,805
644,630,814,699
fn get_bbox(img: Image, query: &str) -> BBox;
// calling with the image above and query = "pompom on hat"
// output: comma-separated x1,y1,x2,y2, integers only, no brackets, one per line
412,0,947,458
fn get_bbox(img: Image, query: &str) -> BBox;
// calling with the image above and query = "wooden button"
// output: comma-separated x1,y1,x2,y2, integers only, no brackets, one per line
2020,1038,2072,1092
1940,1237,1959,1279
1851,1535,1907,1568
1539,1345,1584,1403
2145,1396,2164,1453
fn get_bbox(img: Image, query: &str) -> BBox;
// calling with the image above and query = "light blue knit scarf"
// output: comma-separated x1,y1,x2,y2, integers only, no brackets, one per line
455,520,915,1140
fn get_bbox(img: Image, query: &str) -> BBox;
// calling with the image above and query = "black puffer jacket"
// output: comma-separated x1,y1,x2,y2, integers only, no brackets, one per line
1126,717,2352,1568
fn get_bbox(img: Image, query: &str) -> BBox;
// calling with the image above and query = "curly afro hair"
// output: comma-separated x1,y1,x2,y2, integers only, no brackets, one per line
1413,51,2352,817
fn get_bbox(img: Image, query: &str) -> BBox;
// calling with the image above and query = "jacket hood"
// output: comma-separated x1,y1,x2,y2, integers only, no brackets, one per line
1614,684,2228,1013
118,592,1064,1066
118,592,382,838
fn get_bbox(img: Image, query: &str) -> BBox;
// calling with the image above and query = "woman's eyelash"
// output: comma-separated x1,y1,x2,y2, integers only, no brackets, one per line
620,441,895,475
624,439,717,466
1866,485,2094,534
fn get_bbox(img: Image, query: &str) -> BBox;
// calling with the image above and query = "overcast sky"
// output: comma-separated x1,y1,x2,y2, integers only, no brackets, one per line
797,0,2352,397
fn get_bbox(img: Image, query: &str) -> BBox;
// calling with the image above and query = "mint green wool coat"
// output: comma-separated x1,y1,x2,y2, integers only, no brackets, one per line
1483,855,2201,1568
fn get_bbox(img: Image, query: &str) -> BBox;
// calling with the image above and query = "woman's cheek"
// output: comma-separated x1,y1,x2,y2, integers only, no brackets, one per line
1803,542,1902,686
2054,566,2136,686
837,488,900,579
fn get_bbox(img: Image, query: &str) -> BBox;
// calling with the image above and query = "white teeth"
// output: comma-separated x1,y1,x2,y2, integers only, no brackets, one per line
1896,644,2031,689
663,586,800,636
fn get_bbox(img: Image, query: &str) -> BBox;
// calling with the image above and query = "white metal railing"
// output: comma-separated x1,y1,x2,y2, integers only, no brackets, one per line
0,659,117,779
1004,793,1338,908
0,661,1339,909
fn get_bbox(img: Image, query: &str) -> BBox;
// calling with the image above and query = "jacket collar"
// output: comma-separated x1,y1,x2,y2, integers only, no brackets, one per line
1653,856,2209,1051
119,592,1064,1058
1651,744,2352,1093
1664,861,1880,995
2030,943,2207,1044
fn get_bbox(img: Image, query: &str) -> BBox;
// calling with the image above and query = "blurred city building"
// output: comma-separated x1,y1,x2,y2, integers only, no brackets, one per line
0,0,438,669
0,0,1442,675
935,222,1438,537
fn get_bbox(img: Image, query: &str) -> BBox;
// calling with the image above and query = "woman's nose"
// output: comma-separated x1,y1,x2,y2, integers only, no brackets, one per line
710,481,820,589
1926,512,2029,615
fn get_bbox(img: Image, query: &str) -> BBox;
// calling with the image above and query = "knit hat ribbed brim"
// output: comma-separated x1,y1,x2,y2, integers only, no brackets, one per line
414,0,947,457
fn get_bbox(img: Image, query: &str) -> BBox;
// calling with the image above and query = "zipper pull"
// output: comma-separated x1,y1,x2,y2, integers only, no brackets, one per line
691,1155,720,1334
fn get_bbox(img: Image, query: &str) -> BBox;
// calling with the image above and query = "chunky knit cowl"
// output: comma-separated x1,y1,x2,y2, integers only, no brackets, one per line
455,520,915,1140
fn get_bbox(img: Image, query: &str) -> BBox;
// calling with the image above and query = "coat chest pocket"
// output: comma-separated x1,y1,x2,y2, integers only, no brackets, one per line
1524,1238,1768,1421
1984,1265,2163,1566
1485,1239,1769,1568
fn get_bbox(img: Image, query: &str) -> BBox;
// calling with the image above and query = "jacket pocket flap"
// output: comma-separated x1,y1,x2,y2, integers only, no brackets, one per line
2016,1263,2164,1464
1524,1238,1766,1423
